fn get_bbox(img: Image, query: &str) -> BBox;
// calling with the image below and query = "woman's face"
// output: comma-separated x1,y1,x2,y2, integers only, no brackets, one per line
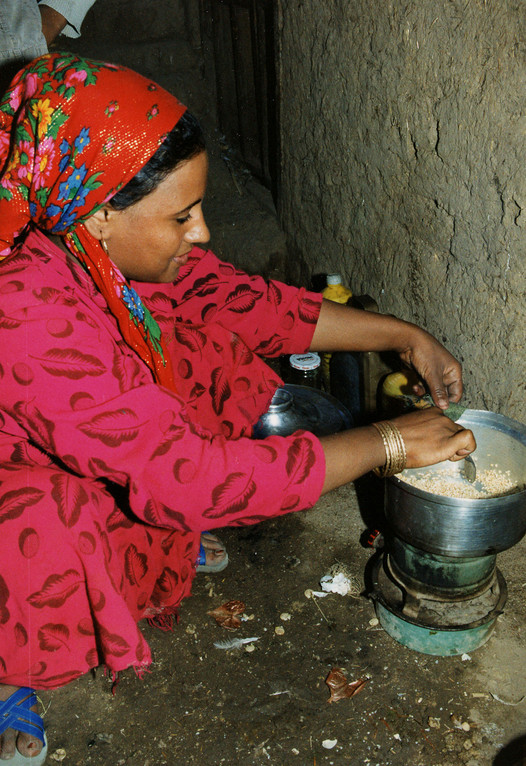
93,150,210,283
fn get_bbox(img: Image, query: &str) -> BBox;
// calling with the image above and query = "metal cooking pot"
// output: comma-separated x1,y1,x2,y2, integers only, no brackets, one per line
386,409,526,557
253,384,352,438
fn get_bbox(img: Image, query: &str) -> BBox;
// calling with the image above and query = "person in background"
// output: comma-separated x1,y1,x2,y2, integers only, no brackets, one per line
0,0,97,88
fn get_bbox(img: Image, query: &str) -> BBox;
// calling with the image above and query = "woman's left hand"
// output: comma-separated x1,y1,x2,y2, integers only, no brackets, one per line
310,300,463,410
397,328,462,410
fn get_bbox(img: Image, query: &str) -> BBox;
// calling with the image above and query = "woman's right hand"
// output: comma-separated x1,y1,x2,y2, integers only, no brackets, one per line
390,407,476,468
319,406,476,495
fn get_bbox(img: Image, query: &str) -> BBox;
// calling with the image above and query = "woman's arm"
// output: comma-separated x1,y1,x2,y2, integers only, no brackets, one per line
39,5,67,45
310,299,462,409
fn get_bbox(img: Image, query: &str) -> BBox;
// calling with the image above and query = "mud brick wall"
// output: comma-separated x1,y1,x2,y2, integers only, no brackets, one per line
277,0,526,420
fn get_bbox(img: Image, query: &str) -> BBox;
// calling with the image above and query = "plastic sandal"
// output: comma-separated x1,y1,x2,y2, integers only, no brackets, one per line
0,687,48,764
196,532,229,573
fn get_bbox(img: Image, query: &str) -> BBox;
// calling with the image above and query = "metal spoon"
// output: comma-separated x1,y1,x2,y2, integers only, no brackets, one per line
463,455,477,483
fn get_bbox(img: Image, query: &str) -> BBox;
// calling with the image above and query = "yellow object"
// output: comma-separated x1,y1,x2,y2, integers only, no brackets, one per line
321,274,352,388
380,369,422,416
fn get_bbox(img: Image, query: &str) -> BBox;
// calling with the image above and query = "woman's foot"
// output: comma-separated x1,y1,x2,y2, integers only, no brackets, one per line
0,685,45,761
196,532,229,573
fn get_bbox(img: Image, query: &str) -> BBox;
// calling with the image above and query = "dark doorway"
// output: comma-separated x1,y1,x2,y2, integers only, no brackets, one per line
199,0,279,197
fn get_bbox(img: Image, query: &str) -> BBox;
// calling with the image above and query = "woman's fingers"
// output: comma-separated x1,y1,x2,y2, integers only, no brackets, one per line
392,408,476,469
401,331,463,408
446,423,477,461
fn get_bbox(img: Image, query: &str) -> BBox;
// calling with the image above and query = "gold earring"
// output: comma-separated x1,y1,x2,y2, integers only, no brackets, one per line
100,236,110,256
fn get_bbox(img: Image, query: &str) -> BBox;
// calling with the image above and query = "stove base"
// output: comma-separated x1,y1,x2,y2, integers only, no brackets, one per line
369,554,507,656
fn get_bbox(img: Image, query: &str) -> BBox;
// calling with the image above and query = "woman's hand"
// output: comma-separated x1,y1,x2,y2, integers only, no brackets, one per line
390,407,476,468
397,328,463,410
319,407,475,494
310,300,463,409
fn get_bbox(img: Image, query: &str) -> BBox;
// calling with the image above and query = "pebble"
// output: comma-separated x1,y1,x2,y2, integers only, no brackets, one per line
463,739,473,750
50,750,67,763
304,589,313,599
368,617,379,627
280,612,292,621
462,721,471,732
244,643,256,653
275,625,285,635
322,739,337,749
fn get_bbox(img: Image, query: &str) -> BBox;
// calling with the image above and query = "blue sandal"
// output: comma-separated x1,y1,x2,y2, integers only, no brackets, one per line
0,687,47,764
196,532,229,573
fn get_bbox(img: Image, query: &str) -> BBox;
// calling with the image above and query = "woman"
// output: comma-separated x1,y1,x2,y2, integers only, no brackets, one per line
0,53,475,763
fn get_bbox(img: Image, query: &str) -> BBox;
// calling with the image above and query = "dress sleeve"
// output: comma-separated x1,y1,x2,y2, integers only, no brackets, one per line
2,259,326,533
136,247,323,358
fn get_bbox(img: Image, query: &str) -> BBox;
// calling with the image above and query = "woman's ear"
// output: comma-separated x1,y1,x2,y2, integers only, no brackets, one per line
82,205,113,240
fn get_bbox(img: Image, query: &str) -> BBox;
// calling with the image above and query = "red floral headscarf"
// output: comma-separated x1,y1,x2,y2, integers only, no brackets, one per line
0,52,188,388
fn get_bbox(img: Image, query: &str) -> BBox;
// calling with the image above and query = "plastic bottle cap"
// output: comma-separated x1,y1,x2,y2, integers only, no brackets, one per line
326,274,343,285
289,352,321,371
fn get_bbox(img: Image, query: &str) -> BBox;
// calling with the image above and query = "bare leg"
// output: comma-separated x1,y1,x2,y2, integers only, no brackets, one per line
0,685,44,760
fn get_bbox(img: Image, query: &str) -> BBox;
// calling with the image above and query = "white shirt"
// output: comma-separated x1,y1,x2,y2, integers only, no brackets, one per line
0,0,97,67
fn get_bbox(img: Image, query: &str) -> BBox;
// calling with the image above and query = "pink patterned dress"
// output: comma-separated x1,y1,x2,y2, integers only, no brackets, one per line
0,229,325,689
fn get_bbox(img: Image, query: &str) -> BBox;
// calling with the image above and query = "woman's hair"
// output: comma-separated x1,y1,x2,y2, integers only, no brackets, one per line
109,110,205,210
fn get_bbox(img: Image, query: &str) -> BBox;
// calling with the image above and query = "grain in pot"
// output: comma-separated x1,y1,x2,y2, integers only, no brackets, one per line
400,466,523,499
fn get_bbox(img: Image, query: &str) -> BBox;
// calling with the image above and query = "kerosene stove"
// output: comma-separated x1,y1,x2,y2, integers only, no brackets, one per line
368,409,526,656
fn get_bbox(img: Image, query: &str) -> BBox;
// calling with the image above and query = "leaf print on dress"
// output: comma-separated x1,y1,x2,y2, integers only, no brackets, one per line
0,486,46,525
151,567,179,607
87,456,129,486
105,507,135,533
224,284,264,313
0,251,32,275
142,290,176,317
124,544,148,586
33,286,75,306
0,573,10,625
203,470,257,519
27,569,83,608
143,500,192,531
172,324,207,355
285,437,316,487
38,623,70,652
149,423,186,459
32,348,106,378
0,309,21,330
112,345,144,391
210,366,231,416
178,273,224,305
254,334,285,357
14,400,56,450
50,473,89,528
79,408,147,447
268,281,283,310
297,296,321,325
98,624,131,658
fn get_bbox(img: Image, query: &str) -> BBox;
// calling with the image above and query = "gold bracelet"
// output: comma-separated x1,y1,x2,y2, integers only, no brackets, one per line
371,420,407,478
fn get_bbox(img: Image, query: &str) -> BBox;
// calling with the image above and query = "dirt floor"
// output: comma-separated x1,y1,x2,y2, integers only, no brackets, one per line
44,483,526,766
35,25,526,766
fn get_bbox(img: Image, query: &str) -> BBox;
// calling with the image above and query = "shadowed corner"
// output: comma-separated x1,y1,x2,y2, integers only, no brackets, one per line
493,733,526,766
